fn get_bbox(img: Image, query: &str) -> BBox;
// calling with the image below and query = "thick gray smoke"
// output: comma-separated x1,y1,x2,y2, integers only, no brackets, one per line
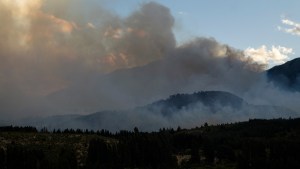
0,1,299,129
0,0,175,118
47,37,265,114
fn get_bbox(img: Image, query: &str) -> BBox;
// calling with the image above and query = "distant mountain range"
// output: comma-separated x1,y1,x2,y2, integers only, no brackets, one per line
267,58,300,91
14,58,300,131
21,91,296,131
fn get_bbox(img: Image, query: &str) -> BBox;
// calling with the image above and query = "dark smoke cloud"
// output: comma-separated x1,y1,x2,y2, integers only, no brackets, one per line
40,0,176,71
0,0,175,118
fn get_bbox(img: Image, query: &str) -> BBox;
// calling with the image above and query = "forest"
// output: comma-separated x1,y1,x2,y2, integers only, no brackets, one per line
1,118,300,169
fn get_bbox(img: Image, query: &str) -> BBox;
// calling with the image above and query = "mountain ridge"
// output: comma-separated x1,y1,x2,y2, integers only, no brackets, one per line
267,57,300,91
20,90,296,131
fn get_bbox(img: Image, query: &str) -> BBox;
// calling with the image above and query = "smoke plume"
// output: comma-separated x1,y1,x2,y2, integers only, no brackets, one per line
0,0,175,118
46,37,265,115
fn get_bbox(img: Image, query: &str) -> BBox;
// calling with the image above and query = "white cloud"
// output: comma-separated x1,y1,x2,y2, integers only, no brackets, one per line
178,11,188,15
279,18,300,36
244,45,294,66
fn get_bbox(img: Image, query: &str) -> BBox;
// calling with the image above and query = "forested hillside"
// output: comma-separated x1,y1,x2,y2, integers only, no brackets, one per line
1,118,300,169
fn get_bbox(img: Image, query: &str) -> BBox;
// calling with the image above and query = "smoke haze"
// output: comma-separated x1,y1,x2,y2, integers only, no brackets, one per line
0,0,176,117
0,1,299,127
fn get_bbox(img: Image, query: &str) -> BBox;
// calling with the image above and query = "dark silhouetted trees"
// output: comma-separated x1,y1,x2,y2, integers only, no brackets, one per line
1,118,300,169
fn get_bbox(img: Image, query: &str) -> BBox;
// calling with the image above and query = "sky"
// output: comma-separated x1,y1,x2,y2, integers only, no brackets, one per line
104,0,300,66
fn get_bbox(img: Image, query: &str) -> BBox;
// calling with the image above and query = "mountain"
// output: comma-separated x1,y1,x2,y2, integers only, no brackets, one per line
42,56,300,130
141,91,245,116
267,58,300,91
20,91,296,132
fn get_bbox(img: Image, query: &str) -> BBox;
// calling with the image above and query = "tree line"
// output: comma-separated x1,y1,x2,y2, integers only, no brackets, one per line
0,118,300,169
